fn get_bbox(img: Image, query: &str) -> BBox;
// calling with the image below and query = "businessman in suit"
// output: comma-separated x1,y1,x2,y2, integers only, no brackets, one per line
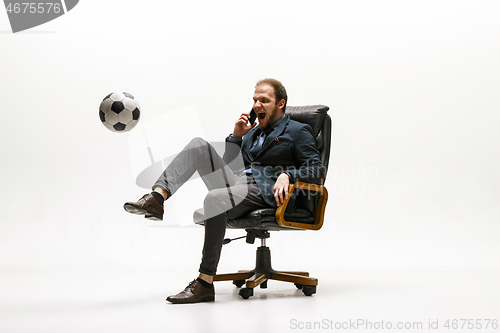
124,78,324,303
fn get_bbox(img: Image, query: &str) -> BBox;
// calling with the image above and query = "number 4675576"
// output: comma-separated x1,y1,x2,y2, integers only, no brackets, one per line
6,3,62,14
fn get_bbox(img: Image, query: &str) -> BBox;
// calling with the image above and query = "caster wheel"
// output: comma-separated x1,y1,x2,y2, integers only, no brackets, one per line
239,288,254,299
294,283,304,290
233,280,245,288
302,285,317,296
260,280,268,289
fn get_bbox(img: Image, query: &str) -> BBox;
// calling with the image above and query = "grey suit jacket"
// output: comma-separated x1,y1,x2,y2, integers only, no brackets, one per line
223,114,324,209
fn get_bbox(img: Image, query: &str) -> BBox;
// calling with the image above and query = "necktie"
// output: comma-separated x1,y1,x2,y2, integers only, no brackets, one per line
250,131,266,158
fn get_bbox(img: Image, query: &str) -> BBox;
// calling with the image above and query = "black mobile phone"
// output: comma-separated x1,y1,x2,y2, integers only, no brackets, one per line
249,108,257,125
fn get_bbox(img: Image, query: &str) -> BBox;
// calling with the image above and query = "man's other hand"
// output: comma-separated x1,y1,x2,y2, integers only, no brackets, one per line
233,113,256,137
274,173,290,207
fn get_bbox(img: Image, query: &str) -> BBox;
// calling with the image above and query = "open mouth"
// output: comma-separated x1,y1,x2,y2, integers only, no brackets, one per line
258,112,266,120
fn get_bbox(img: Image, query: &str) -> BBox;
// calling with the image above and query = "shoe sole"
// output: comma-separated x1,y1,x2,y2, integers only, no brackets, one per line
166,295,215,304
124,203,163,221
145,214,163,221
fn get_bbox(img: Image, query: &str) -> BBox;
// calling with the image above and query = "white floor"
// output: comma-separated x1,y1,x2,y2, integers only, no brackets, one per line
1,268,499,333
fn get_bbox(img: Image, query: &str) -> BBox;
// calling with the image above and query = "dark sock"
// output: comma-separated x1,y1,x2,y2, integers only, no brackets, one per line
197,277,213,288
151,192,164,205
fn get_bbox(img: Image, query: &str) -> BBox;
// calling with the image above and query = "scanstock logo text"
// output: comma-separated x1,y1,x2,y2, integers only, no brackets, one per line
3,0,79,33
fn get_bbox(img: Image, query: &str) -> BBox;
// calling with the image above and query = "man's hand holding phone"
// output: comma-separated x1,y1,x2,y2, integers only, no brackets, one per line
233,108,257,137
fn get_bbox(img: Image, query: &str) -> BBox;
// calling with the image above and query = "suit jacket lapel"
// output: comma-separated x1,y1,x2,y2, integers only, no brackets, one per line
242,126,259,162
254,115,290,159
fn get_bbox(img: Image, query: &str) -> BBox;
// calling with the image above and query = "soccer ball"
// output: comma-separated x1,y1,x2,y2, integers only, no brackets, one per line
99,92,141,132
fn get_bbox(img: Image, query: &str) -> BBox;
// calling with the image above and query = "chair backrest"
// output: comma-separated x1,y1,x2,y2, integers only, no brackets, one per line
285,105,331,183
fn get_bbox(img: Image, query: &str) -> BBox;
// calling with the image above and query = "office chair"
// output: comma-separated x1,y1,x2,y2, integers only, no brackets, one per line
194,105,331,299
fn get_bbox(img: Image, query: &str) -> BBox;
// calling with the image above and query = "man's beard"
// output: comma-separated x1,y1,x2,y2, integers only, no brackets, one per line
259,103,279,131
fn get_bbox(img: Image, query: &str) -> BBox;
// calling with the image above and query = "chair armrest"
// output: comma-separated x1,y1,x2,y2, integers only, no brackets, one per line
275,182,328,230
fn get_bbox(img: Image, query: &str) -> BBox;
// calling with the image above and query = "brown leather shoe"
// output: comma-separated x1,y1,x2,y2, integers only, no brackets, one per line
123,193,164,221
166,279,215,304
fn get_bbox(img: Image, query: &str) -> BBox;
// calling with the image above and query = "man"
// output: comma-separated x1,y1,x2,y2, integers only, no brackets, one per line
124,78,324,303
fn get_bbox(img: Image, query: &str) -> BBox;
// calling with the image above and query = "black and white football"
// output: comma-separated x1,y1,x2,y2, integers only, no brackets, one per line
99,92,140,132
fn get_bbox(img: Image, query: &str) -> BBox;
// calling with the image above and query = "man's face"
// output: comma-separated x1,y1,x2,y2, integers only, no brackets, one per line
253,84,284,130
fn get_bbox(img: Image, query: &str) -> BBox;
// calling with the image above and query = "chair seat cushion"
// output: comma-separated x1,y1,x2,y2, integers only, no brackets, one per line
193,208,315,231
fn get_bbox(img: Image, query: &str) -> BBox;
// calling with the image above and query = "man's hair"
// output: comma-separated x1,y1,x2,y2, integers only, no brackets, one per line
256,78,287,112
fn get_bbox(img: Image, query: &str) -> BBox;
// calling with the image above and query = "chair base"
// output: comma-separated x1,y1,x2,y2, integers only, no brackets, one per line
213,246,318,298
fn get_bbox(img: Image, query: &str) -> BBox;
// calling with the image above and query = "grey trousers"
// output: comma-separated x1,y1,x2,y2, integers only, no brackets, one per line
153,137,268,276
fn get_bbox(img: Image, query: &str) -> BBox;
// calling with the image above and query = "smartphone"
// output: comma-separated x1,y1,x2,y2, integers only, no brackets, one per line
249,108,257,125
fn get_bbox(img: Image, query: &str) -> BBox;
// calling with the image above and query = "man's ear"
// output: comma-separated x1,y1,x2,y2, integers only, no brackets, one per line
277,99,286,111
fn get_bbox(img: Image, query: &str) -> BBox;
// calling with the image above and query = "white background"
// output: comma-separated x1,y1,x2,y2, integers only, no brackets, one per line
1,0,499,276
